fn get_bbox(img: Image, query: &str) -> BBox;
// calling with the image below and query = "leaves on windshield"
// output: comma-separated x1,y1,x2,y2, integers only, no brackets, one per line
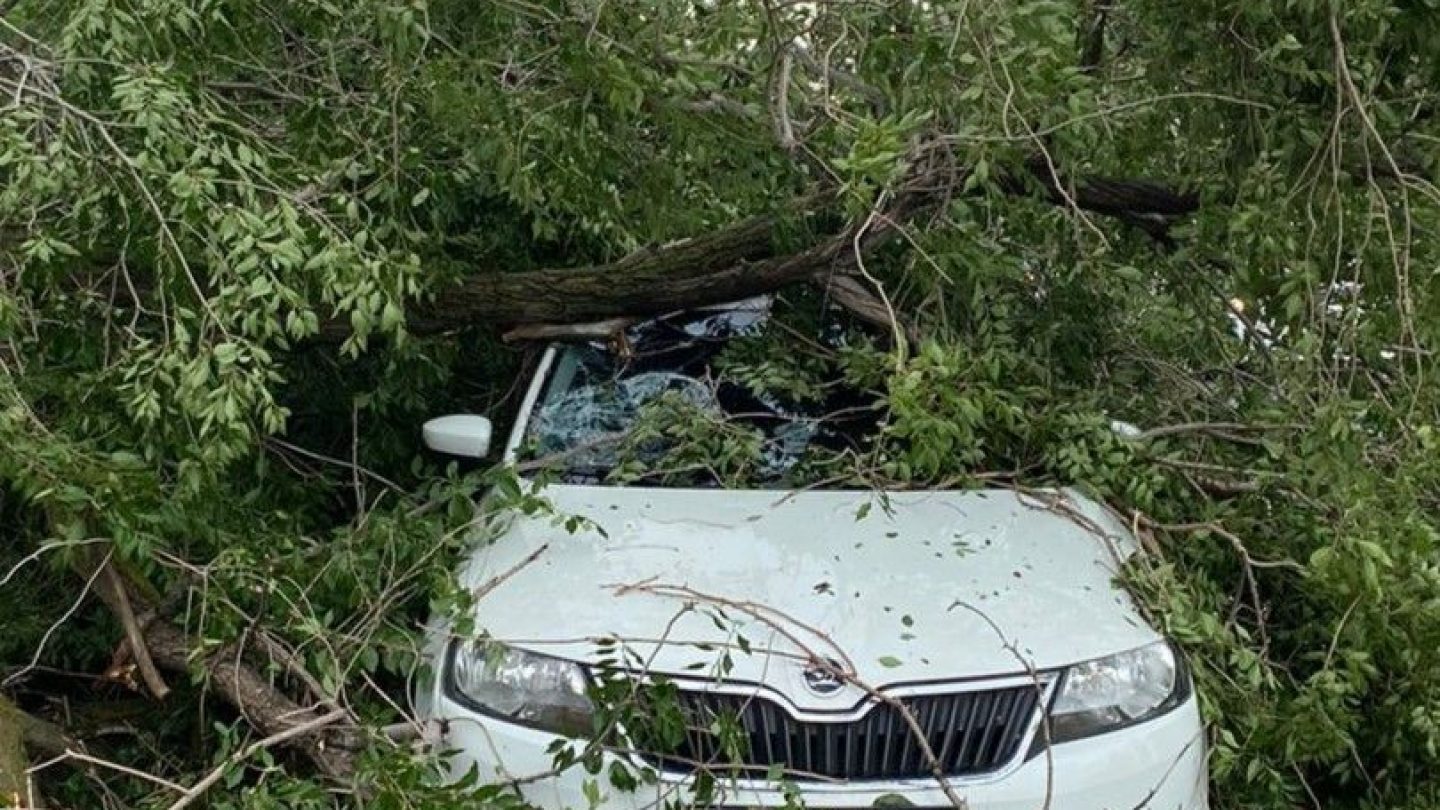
522,301,887,487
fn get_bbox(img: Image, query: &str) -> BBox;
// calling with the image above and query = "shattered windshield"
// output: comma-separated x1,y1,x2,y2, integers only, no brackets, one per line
521,301,884,486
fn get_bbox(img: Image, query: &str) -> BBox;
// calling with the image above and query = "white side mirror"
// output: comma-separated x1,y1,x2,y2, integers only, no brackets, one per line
1109,419,1144,440
422,414,493,459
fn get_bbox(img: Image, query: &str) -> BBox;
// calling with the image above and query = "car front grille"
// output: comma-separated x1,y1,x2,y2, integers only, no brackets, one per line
637,682,1045,782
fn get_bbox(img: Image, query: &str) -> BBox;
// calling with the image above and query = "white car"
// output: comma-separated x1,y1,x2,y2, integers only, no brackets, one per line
417,303,1209,810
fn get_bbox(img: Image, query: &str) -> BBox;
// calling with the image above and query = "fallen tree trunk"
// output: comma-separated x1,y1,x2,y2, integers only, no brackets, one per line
320,160,1198,338
389,214,855,332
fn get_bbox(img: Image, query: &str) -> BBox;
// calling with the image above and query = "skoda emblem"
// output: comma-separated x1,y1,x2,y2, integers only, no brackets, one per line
802,658,845,696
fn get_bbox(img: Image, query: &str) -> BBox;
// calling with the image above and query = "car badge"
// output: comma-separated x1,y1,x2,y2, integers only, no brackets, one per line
802,658,846,696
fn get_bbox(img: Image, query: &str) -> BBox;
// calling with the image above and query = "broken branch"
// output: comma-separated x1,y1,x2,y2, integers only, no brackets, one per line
80,547,360,782
307,160,1197,339
98,560,170,701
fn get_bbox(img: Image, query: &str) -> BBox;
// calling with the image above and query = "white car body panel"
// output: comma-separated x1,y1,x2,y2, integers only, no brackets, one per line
457,485,1152,688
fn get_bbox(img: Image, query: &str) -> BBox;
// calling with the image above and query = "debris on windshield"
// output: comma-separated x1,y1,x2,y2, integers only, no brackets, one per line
530,372,717,462
521,298,885,486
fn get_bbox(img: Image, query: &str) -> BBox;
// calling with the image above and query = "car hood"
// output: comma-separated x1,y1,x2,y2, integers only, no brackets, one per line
456,484,1155,703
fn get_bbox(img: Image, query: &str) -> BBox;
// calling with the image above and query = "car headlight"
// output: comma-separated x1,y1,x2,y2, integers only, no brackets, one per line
1048,641,1188,743
447,639,594,737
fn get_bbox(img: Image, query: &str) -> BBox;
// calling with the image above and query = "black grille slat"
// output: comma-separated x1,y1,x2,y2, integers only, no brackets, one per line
782,703,795,767
635,683,1042,782
843,721,855,774
974,690,1011,768
681,691,705,766
882,700,901,774
1000,689,1035,760
757,698,775,765
994,690,1027,765
896,700,917,773
801,718,813,774
951,690,987,771
1011,689,1040,750
864,706,883,778
917,698,943,772
824,720,838,775
934,689,966,769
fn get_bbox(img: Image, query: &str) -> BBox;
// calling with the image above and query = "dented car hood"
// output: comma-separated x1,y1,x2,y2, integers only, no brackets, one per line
456,484,1156,701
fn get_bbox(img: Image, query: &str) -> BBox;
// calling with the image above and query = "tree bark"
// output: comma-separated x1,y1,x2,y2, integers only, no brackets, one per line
407,223,856,331
78,550,360,783
321,163,1197,338
0,695,25,807
0,693,84,808
319,206,841,338
138,622,359,782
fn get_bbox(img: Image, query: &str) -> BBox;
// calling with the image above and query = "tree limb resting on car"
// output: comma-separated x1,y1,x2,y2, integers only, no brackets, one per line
318,158,1196,340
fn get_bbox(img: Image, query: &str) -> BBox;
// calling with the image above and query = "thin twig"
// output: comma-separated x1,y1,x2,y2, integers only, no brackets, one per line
28,750,188,796
0,538,106,589
166,708,348,810
350,402,364,516
1132,421,1301,442
265,437,405,493
4,550,111,688
948,600,1055,810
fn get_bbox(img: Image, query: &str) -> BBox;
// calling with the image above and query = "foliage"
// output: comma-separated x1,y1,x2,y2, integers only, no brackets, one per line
2,0,1439,808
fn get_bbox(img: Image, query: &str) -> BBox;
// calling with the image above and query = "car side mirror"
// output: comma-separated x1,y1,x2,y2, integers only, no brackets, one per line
422,414,493,459
1109,420,1143,440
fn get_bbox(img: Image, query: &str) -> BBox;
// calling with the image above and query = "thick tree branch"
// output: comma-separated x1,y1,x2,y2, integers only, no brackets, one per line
145,621,358,780
1004,154,1200,218
1,695,26,805
1000,155,1199,248
313,161,1198,339
98,560,170,701
1,695,79,806
321,207,856,337
771,49,798,153
11,707,76,760
79,550,359,782
814,271,918,342
788,43,889,116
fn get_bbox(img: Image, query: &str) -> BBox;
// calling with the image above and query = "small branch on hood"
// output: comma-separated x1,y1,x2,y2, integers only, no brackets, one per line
947,600,1055,810
608,581,857,675
473,544,550,603
611,580,982,809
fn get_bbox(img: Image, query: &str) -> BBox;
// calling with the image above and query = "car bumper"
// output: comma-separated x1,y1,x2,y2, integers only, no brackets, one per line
430,691,1209,810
